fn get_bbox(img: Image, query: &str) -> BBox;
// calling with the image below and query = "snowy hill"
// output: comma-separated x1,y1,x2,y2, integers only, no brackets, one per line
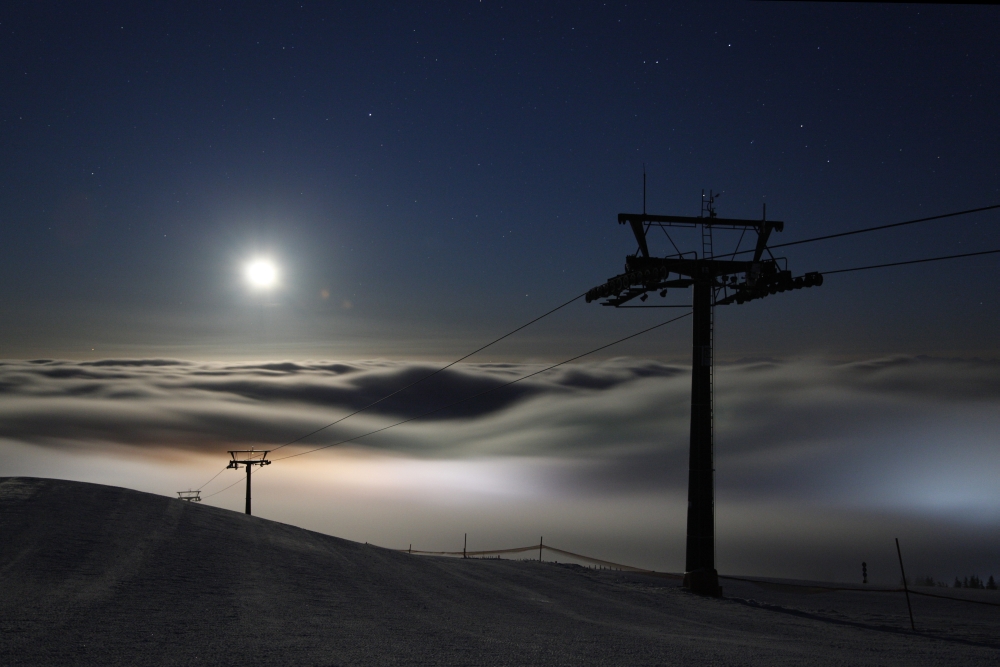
1,477,996,666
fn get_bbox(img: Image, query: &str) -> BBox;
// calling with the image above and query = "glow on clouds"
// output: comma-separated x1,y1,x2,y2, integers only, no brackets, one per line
1,356,998,581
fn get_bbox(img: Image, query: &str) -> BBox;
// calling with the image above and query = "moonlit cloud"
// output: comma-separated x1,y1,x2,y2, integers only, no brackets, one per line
2,355,998,581
0,357,685,454
1,356,998,504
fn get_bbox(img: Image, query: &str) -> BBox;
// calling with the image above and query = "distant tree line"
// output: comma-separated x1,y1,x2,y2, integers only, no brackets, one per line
913,575,997,589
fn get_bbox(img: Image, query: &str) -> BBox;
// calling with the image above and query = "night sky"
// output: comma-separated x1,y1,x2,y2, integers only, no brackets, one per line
2,2,998,583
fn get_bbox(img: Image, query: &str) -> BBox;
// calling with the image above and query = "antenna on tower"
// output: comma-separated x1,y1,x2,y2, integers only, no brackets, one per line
701,189,719,219
227,448,271,515
643,164,647,215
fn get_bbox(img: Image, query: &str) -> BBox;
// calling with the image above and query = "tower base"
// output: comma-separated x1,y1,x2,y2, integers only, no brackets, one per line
683,568,722,597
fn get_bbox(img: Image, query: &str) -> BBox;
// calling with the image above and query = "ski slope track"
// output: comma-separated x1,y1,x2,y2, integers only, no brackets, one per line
1,477,997,666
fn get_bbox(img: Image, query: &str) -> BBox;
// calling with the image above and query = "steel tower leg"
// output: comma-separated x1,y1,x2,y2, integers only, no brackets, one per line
245,464,252,515
683,281,721,596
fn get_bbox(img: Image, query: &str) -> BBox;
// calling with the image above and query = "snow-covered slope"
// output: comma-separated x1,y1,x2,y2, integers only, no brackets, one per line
1,477,996,666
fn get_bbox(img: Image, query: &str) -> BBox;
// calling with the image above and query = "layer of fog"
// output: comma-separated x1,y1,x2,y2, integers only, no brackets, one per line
1,355,997,583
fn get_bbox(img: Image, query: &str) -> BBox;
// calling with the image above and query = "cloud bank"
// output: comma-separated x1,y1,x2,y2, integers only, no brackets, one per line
1,355,998,506
3,355,999,581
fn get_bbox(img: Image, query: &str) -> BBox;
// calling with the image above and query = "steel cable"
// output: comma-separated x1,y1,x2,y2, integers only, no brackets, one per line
266,291,586,455
273,311,692,461
728,203,1000,257
191,290,585,493
196,311,691,500
820,248,1000,276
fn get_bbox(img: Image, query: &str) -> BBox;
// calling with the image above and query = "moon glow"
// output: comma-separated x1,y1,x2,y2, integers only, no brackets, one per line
245,259,278,289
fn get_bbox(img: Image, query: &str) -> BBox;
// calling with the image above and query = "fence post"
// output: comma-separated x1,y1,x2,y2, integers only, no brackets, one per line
895,538,916,631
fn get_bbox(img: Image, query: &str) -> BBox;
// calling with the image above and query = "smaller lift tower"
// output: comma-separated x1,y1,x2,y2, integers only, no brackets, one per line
176,490,202,502
227,449,271,515
586,193,822,596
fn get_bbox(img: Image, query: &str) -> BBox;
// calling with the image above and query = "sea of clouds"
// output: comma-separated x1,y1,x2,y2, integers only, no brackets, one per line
2,355,998,500
2,355,998,581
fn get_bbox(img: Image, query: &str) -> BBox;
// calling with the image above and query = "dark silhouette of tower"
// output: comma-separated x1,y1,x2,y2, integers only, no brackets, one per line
586,192,821,595
227,449,271,515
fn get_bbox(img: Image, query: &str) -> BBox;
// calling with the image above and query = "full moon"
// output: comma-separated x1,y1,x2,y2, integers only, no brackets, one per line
245,259,278,288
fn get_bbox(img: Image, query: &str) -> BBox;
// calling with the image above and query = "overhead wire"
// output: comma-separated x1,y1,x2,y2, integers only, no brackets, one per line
660,224,683,255
821,248,1000,276
199,310,692,500
196,466,228,493
265,290,587,456
728,203,1000,256
726,228,747,261
194,290,587,494
195,212,998,494
202,475,247,500
195,204,999,567
771,203,1000,251
272,311,693,462
243,217,697,466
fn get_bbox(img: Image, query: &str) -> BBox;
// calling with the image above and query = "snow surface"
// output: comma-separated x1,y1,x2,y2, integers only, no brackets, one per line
1,477,997,666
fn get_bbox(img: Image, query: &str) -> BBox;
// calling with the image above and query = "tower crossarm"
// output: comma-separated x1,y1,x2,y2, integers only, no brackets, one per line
227,459,272,468
618,213,783,264
226,450,271,515
618,212,783,231
635,257,763,280
227,450,272,469
586,256,784,306
587,256,823,307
